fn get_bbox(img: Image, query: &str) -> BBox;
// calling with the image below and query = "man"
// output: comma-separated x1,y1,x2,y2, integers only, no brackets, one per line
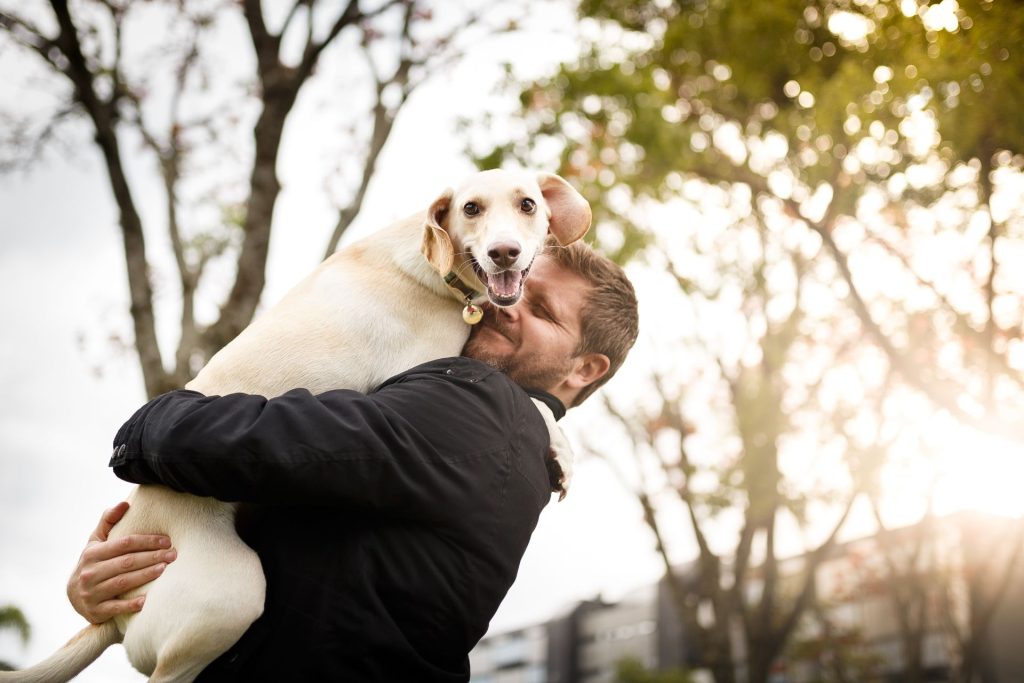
67,241,639,681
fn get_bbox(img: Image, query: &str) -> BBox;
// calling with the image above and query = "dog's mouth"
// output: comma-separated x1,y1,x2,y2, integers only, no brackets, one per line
471,259,531,307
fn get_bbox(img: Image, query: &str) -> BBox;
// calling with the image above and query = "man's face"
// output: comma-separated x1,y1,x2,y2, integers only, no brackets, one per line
462,254,589,394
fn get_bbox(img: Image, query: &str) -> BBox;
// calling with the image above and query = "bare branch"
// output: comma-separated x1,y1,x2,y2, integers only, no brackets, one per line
979,154,998,412
810,597,858,683
241,0,278,78
296,0,362,82
279,0,312,41
0,10,61,69
401,5,524,95
325,1,533,255
812,215,1020,438
866,482,941,683
0,103,78,172
958,519,1024,681
772,494,856,645
674,156,1024,442
133,19,206,382
866,218,1024,395
580,430,714,664
323,3,419,257
758,180,1024,443
302,0,407,80
46,0,168,396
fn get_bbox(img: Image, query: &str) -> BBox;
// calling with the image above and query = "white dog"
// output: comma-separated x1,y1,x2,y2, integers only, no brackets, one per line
4,169,590,683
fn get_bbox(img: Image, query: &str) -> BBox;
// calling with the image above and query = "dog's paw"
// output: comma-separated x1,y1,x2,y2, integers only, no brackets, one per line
531,398,574,500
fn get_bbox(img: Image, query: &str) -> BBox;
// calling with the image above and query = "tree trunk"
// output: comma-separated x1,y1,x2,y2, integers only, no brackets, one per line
709,646,737,683
903,631,924,683
207,77,297,352
49,0,169,398
98,124,173,397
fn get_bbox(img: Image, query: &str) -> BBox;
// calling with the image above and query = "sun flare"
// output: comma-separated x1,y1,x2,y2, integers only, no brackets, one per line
882,423,1024,523
934,430,1024,518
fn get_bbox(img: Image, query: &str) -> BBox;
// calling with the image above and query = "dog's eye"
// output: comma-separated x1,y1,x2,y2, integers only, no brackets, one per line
520,198,537,214
464,202,481,217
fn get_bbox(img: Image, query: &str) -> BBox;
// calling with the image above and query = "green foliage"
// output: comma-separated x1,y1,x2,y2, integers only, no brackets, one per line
0,605,29,644
474,0,1021,246
787,624,886,682
0,605,30,671
899,0,1024,162
615,657,696,683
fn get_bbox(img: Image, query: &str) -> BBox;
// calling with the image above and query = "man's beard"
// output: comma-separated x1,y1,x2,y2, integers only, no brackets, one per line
463,315,575,393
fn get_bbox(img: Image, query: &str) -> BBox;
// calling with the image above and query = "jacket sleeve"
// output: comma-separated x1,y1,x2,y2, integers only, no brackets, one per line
108,375,521,514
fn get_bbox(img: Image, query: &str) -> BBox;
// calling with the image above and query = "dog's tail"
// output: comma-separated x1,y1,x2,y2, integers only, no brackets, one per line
0,621,121,683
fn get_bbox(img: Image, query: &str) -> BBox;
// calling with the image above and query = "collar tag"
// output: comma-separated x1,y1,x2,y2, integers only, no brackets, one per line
444,271,483,325
462,301,483,325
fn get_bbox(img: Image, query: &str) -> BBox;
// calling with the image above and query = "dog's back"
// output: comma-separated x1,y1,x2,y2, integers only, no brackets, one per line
189,211,469,398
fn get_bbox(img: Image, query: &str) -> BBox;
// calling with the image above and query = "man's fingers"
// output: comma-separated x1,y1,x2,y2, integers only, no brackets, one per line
90,501,131,543
84,546,177,585
69,506,175,625
83,534,172,564
87,595,147,624
90,560,171,604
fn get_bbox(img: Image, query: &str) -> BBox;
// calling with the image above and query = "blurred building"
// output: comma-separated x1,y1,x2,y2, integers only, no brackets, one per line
793,511,1024,683
470,512,1024,683
469,622,548,683
471,589,667,683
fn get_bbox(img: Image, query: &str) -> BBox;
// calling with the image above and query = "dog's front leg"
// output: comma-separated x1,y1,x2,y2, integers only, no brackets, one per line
530,398,574,500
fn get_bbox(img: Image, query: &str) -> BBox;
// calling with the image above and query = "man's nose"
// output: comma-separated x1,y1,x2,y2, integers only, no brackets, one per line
497,302,519,321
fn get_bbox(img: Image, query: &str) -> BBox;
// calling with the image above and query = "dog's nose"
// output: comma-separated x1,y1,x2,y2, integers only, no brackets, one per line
487,242,521,269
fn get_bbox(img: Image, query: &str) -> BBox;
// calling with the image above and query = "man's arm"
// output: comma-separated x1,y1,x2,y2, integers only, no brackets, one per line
67,502,176,623
111,365,521,516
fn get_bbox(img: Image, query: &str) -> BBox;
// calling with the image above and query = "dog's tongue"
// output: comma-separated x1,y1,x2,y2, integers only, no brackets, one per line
487,270,523,300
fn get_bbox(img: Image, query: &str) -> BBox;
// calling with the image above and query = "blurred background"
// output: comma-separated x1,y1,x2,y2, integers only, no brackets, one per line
1,0,1022,681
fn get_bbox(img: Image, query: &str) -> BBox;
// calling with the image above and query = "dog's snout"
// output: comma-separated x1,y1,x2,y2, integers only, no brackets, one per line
487,241,521,269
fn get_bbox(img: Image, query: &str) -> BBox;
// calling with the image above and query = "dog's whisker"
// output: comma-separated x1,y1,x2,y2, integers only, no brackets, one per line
453,260,480,281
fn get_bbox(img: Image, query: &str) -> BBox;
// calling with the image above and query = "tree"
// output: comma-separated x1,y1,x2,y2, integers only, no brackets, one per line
0,605,30,671
588,244,860,683
0,0,515,397
940,514,1024,683
470,0,1024,680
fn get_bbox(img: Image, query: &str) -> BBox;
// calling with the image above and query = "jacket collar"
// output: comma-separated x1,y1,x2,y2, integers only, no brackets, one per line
525,389,566,421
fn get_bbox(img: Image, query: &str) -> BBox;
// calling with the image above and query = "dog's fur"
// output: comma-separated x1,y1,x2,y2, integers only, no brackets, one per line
3,170,590,683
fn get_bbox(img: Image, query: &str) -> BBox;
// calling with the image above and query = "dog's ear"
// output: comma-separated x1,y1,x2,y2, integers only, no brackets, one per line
538,173,592,246
422,188,455,275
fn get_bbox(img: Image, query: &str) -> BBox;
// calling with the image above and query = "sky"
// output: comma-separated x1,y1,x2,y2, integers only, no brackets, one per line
0,2,670,680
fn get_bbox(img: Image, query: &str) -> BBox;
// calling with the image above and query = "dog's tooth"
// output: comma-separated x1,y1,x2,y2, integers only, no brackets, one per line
488,270,523,298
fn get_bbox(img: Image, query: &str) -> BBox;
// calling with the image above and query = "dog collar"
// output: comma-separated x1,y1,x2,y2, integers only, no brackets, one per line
443,270,484,325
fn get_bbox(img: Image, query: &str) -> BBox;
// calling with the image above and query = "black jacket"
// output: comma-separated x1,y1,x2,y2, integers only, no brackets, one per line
109,357,563,682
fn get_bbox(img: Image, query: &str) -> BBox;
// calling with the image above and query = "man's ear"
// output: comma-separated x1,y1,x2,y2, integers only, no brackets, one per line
566,353,611,392
537,173,592,246
422,188,454,275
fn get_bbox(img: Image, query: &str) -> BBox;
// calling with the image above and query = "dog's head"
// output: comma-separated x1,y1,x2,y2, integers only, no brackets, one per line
422,169,591,306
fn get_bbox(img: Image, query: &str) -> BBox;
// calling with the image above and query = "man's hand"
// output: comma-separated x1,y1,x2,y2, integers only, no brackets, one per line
67,501,177,624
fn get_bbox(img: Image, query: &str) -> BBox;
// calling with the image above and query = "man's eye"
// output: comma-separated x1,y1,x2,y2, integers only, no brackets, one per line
520,198,536,214
464,202,480,217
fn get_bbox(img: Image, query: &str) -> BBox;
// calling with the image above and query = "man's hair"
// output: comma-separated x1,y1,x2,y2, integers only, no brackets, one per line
545,238,639,407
